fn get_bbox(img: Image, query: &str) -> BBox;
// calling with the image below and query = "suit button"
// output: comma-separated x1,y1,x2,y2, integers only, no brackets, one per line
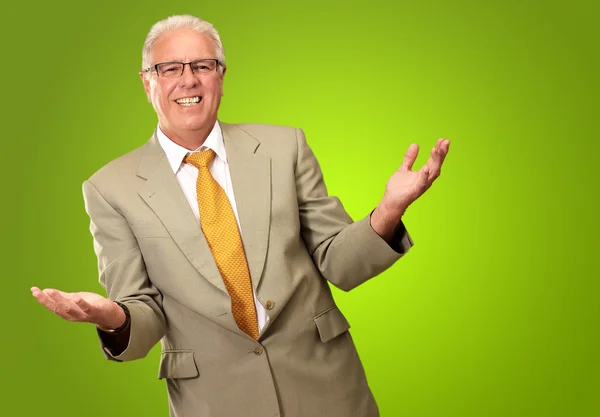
265,300,275,310
253,346,264,355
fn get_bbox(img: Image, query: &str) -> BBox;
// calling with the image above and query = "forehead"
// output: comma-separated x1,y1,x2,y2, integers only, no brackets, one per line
151,28,217,62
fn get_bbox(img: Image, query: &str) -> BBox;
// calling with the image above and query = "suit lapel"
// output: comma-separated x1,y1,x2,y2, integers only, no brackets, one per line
221,122,272,292
136,133,228,294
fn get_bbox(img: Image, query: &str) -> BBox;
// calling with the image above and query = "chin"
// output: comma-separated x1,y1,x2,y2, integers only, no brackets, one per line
178,117,211,132
189,115,218,130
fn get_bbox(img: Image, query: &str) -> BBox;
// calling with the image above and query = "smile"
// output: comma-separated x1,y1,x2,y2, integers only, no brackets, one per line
175,96,202,106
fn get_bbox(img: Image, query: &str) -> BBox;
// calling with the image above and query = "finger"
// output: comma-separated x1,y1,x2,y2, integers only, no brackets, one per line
438,139,450,163
46,289,81,320
54,289,71,297
32,289,58,312
422,146,439,171
66,297,91,321
419,166,431,191
73,297,94,315
420,149,439,184
45,289,68,314
31,286,44,299
428,148,442,181
442,139,450,158
400,144,419,171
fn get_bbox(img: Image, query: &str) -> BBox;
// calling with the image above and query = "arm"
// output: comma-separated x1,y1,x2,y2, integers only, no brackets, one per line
294,128,413,292
295,130,450,291
82,179,166,362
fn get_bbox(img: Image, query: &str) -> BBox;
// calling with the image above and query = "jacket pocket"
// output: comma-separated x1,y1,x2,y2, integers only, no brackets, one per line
158,350,199,379
313,306,351,343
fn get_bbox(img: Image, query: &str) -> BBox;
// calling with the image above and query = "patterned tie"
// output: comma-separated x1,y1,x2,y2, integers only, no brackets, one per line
184,149,259,339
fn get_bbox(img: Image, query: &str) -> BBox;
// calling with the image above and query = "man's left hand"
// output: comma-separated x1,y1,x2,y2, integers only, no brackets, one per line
371,138,450,241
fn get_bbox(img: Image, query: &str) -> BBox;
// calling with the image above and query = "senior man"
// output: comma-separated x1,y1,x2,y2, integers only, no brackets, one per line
31,14,450,417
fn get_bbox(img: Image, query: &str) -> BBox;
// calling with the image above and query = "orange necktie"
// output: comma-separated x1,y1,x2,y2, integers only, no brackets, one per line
184,149,259,339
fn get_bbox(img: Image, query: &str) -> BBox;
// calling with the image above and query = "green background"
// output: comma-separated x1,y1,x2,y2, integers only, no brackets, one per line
2,0,599,416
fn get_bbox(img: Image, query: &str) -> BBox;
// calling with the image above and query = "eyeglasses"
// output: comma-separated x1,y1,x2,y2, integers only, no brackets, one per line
144,59,220,78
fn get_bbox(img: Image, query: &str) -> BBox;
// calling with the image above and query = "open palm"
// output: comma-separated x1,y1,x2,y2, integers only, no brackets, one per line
31,287,119,327
384,138,450,212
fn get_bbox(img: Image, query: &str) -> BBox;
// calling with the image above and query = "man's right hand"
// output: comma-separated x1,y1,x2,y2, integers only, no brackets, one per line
30,287,126,331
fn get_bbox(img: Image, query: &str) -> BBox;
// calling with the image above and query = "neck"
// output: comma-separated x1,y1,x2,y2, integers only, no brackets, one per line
160,120,216,150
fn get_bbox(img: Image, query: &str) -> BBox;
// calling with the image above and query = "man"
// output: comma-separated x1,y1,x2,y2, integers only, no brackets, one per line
31,14,449,417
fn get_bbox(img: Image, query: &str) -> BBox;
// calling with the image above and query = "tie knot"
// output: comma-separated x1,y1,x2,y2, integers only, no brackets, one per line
184,149,216,168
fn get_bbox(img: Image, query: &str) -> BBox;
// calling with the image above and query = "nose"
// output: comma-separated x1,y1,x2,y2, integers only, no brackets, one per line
179,63,200,88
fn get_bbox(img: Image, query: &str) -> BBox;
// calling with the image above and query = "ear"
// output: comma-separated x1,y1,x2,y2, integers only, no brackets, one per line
220,65,227,97
139,71,152,103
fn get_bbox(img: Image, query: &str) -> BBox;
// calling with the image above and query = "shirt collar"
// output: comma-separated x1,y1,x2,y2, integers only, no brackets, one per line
156,120,227,174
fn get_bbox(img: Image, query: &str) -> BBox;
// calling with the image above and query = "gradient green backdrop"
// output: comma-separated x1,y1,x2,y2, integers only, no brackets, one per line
3,0,599,416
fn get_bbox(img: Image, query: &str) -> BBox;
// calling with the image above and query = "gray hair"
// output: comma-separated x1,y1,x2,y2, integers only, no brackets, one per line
141,14,226,72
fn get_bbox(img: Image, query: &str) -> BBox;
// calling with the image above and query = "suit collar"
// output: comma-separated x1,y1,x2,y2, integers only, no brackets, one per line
156,121,228,174
136,129,164,180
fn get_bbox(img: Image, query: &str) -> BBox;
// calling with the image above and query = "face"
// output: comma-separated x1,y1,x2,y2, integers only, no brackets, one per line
140,28,226,140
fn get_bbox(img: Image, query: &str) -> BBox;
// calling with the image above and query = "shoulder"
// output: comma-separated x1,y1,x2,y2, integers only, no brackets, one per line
86,138,153,189
220,121,306,155
223,122,298,137
222,121,302,141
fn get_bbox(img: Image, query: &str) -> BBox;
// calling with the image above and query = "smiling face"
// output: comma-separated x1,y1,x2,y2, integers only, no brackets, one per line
140,28,225,145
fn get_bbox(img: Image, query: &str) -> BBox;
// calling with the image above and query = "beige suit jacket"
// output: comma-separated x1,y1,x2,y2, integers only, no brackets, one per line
82,122,414,417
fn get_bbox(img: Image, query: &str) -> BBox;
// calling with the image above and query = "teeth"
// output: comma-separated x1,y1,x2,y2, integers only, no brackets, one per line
176,97,200,105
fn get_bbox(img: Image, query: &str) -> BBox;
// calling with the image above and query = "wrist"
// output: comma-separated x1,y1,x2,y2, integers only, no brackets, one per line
379,197,407,219
371,203,405,241
97,301,129,333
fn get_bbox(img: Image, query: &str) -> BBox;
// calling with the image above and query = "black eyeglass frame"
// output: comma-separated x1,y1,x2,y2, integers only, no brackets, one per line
144,58,221,77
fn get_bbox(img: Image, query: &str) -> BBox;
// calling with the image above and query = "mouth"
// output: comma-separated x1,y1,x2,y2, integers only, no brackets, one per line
175,96,202,107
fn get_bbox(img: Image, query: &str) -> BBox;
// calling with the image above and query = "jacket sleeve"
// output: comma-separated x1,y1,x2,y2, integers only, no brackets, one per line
294,128,414,291
83,179,166,361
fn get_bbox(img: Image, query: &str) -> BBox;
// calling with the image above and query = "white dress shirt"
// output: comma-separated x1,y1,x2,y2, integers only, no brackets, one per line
156,121,269,332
